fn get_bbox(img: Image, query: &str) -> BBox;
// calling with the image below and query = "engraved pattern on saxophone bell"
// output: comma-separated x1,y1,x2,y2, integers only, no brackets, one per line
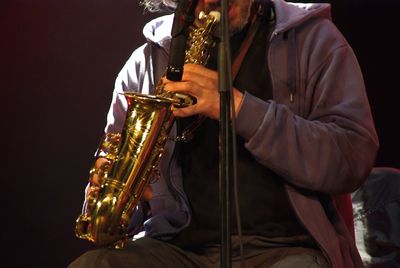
75,11,220,248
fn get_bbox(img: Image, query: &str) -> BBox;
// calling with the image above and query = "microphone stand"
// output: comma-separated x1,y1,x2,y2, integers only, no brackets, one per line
218,0,233,267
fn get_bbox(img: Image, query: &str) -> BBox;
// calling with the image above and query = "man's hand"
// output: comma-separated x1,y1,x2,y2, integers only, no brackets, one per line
85,157,153,202
163,63,244,119
85,157,109,202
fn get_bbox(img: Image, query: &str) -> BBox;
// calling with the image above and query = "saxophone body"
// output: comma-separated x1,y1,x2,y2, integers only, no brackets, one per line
75,11,220,248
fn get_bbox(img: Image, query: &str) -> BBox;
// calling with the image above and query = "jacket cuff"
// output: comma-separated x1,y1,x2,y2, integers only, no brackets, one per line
235,91,269,141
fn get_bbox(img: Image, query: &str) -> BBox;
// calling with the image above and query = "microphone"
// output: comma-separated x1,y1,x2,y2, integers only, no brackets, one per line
166,0,198,81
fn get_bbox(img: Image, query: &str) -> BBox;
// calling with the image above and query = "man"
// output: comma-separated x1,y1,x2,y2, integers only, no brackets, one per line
70,0,378,267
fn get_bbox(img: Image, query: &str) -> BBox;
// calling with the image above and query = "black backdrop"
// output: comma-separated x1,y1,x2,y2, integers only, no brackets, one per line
1,0,399,267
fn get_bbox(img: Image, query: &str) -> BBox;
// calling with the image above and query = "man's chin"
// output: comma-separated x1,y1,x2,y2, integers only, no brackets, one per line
211,22,246,38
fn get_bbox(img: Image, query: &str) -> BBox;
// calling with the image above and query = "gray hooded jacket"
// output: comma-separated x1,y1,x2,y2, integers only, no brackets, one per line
104,1,379,267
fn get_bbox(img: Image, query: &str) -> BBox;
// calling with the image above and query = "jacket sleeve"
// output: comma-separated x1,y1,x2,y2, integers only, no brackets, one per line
104,43,152,134
235,22,379,194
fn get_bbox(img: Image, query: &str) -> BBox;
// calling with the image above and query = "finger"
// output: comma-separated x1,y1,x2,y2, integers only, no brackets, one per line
164,81,195,95
163,64,216,85
181,64,217,84
142,185,153,201
85,183,99,201
162,71,203,86
91,172,101,187
173,105,200,117
183,63,210,74
91,158,110,186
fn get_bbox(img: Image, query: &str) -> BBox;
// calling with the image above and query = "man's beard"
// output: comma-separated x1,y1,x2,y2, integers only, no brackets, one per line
204,0,253,35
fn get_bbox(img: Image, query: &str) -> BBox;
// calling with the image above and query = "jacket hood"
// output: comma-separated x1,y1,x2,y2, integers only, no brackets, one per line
142,0,332,49
273,0,331,34
142,13,174,49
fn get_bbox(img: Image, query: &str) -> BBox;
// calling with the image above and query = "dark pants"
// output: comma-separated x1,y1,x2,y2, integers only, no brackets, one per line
69,236,329,268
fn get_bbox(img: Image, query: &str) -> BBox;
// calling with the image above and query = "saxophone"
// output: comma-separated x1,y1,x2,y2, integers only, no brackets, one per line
75,11,220,248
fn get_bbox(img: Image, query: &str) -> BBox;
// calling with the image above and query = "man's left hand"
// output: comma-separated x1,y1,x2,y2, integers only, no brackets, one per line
163,63,244,120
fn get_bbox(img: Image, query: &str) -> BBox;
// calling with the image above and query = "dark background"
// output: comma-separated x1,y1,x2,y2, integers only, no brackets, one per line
1,0,399,267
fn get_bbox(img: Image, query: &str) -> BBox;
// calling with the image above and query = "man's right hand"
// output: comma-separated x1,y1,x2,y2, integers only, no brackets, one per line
85,157,153,202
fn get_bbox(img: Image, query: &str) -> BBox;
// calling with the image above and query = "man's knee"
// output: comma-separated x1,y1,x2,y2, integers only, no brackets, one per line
68,247,143,268
270,253,329,268
68,239,163,268
69,248,109,268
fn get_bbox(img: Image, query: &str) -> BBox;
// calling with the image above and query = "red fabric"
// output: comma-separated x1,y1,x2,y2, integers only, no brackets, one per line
333,194,355,242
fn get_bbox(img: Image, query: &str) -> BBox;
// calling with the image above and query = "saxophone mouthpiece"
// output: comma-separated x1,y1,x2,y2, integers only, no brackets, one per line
208,11,221,22
199,10,221,22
